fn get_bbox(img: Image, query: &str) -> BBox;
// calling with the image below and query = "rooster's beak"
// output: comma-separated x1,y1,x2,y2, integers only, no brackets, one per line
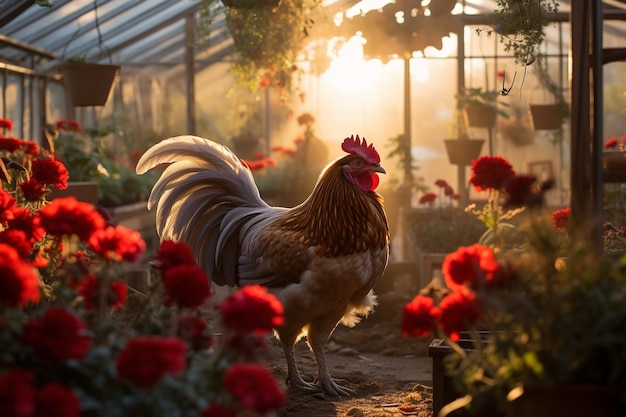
371,164,386,174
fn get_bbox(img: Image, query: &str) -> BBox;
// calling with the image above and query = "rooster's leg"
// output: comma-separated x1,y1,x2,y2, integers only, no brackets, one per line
281,340,318,393
307,325,356,397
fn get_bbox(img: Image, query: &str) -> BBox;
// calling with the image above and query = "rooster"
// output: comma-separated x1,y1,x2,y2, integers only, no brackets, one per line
136,134,389,396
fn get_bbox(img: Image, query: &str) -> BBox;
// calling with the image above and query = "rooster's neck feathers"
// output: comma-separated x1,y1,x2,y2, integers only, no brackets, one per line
270,160,388,257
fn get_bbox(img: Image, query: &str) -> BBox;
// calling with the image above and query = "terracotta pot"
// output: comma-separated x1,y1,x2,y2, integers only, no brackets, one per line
529,104,563,130
60,62,119,107
464,104,497,128
444,138,484,166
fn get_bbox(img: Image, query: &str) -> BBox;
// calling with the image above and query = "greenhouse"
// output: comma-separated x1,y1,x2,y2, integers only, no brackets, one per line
1,1,626,416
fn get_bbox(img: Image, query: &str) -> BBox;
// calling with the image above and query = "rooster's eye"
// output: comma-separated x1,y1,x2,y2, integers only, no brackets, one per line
353,160,362,167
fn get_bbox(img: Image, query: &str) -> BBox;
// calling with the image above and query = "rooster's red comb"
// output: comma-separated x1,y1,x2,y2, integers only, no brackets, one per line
341,135,380,164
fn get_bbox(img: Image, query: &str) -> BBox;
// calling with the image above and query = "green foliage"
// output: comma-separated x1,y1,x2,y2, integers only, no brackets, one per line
53,127,157,208
480,0,560,65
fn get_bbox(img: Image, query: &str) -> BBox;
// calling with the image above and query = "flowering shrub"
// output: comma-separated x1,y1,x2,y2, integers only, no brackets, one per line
0,122,286,416
402,157,626,414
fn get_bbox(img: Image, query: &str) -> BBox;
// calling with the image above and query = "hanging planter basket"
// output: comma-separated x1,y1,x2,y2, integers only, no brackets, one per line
60,62,120,107
444,138,484,166
464,104,498,128
529,104,564,130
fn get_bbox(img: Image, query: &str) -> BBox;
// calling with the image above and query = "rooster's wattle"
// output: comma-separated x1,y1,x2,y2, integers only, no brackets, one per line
136,134,389,396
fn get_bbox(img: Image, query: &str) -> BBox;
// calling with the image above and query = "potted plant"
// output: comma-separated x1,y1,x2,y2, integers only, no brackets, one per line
480,0,560,65
499,104,534,146
221,0,322,96
529,54,569,140
456,87,509,129
401,158,626,416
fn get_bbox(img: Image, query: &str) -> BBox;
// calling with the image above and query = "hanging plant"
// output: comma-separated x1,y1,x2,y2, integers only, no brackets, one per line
478,0,559,65
224,0,321,98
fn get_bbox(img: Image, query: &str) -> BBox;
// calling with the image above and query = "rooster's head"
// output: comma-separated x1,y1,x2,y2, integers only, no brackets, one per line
340,135,386,192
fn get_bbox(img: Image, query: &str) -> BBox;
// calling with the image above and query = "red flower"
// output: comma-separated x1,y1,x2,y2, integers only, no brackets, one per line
0,244,40,308
418,192,437,205
552,207,570,231
20,141,39,156
162,264,211,309
116,336,187,387
401,294,441,337
434,179,448,188
0,137,22,152
54,119,81,132
30,158,69,190
503,174,539,208
0,230,33,260
0,188,17,223
219,285,284,334
78,275,127,310
604,138,618,148
442,244,501,291
88,225,146,262
469,156,515,191
444,184,455,196
179,316,211,351
296,112,315,125
259,75,271,88
0,118,14,131
0,368,35,417
438,289,482,341
34,382,81,417
37,197,105,241
156,240,196,272
21,307,91,363
8,206,45,243
18,178,46,202
223,363,286,413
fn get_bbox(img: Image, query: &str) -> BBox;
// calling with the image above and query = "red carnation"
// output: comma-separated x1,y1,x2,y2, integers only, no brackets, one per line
442,244,501,291
78,274,127,311
19,178,46,202
438,289,482,341
503,174,538,208
223,363,286,413
0,230,33,260
470,156,515,191
434,179,448,188
0,118,14,131
55,119,81,132
8,206,45,243
552,207,570,231
30,157,69,190
20,141,39,156
155,240,196,272
444,184,455,196
162,264,211,309
604,138,618,148
21,307,91,363
88,225,146,262
116,336,187,387
401,294,441,338
0,244,40,308
37,197,105,241
0,137,21,152
219,284,284,334
0,368,35,417
0,188,17,223
34,383,81,417
418,192,437,205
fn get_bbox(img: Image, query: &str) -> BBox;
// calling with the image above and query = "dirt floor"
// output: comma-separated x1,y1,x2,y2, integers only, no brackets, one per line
259,269,436,417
